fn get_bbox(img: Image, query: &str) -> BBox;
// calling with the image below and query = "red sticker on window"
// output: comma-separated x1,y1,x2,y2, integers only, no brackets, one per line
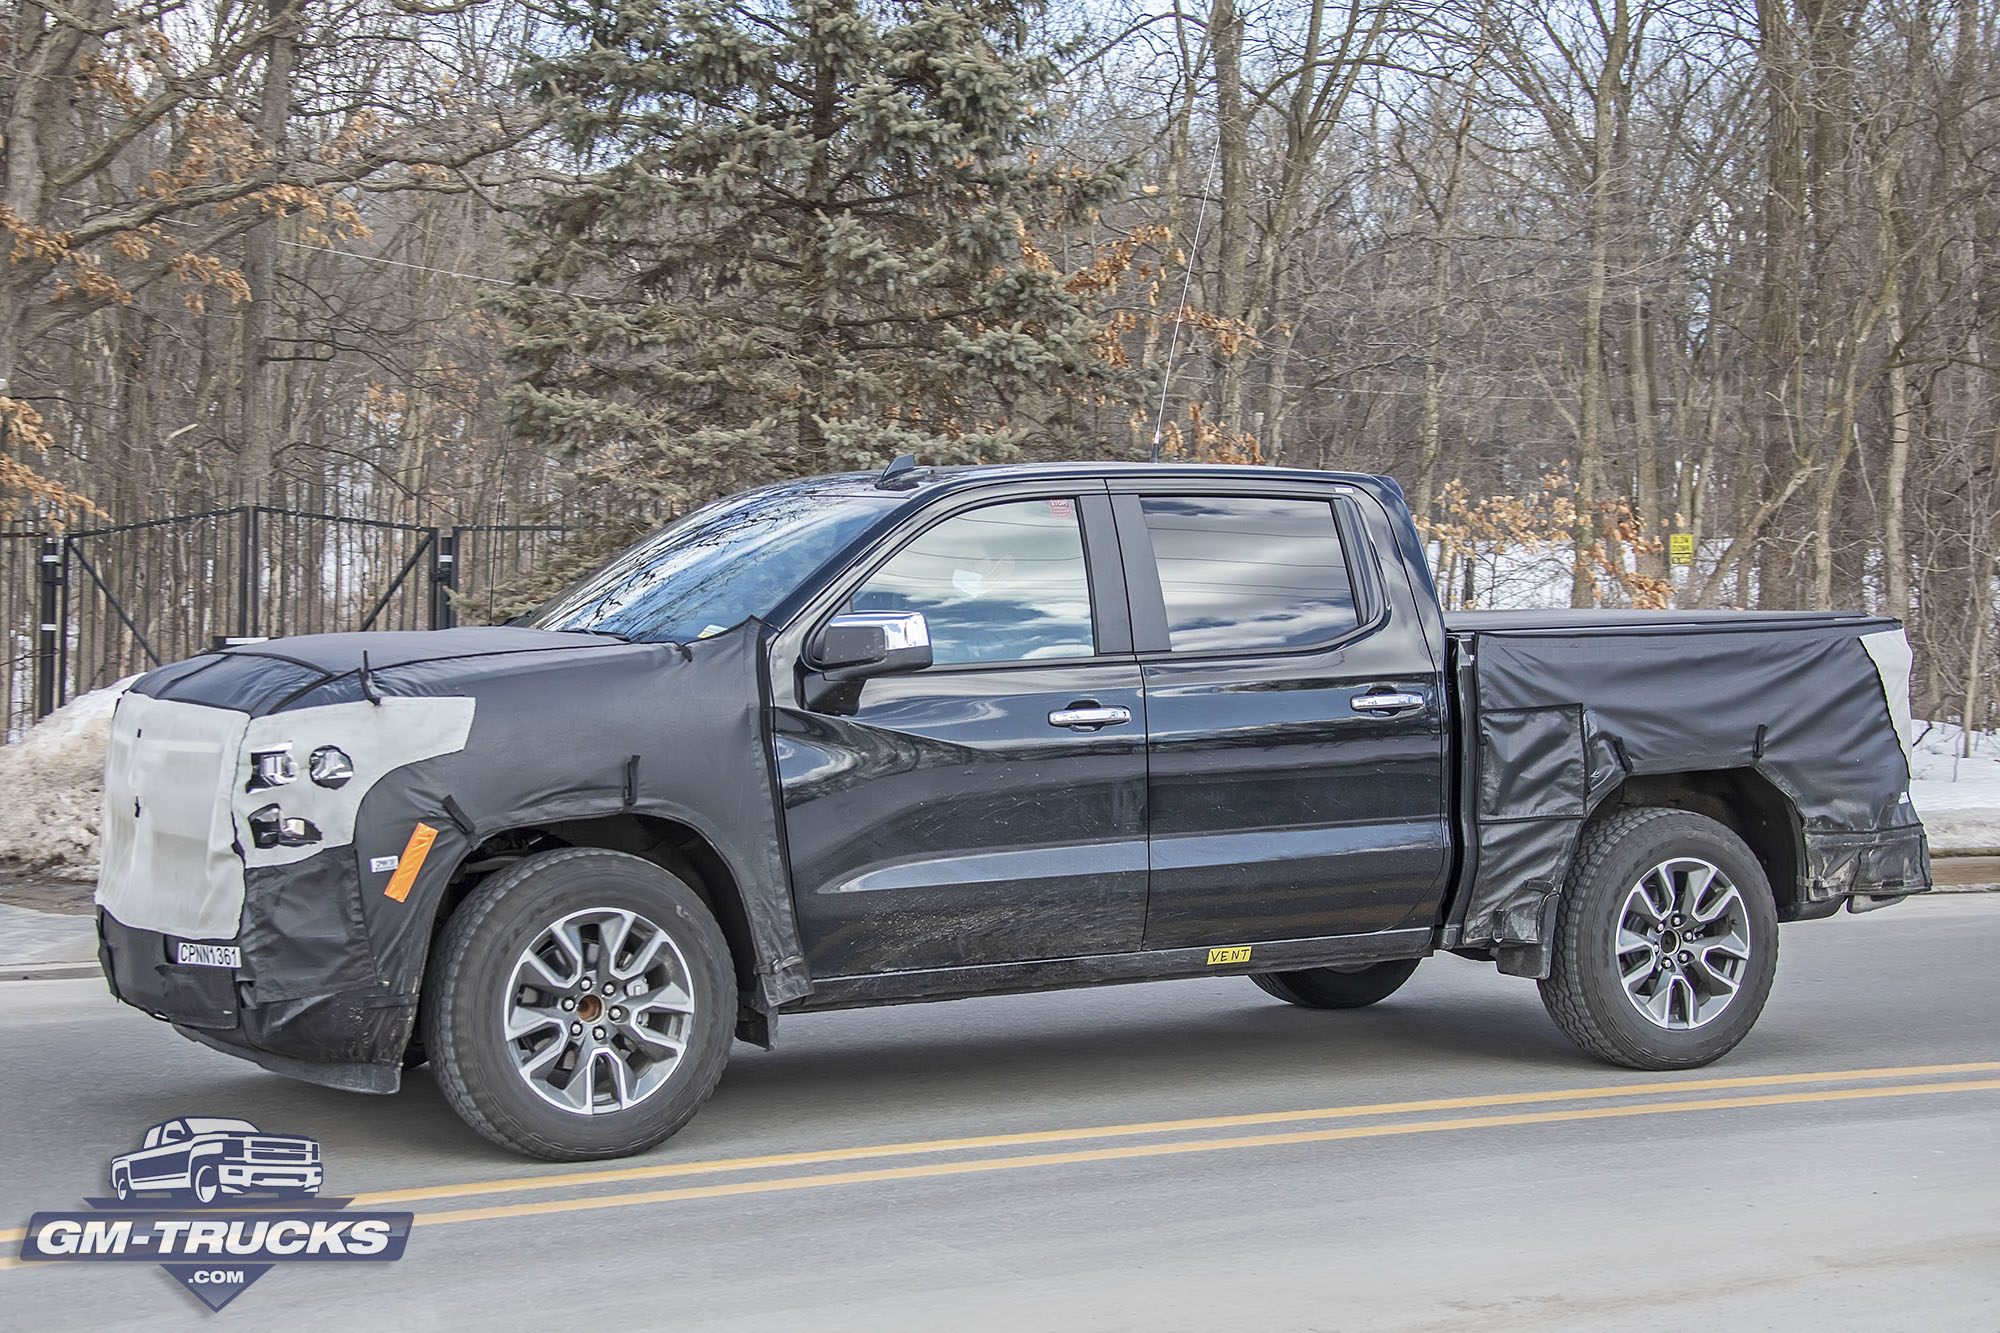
1047,498,1074,518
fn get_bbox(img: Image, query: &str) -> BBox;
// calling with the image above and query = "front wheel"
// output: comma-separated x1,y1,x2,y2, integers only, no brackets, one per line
1540,807,1779,1070
190,1164,220,1205
424,849,737,1161
1251,958,1421,1009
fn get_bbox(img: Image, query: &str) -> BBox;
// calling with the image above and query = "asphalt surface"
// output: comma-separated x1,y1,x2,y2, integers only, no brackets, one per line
3,895,1997,1331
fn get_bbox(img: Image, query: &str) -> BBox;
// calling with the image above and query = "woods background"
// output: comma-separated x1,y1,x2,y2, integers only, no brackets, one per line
3,0,1997,728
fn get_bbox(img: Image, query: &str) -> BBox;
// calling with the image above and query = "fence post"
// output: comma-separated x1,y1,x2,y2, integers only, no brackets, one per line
35,537,60,720
236,506,253,640
247,506,262,638
433,528,457,630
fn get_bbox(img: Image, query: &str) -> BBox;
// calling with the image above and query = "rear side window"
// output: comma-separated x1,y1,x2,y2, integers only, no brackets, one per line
850,498,1096,665
1139,496,1357,652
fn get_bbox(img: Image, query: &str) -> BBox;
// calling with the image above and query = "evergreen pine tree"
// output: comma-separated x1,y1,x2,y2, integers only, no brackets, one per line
493,0,1134,550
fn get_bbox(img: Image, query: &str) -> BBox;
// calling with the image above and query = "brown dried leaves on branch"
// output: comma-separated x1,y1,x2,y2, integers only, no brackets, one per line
1421,470,1670,610
1153,402,1262,464
0,400,103,528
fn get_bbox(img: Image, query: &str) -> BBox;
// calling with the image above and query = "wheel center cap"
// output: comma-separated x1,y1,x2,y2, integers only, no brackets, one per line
577,994,604,1022
1659,928,1680,952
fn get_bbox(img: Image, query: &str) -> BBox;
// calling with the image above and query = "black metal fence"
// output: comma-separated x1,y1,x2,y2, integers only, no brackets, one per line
1,507,565,740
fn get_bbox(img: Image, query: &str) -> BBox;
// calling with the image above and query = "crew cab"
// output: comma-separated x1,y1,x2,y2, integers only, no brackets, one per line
95,462,1928,1160
109,1117,322,1203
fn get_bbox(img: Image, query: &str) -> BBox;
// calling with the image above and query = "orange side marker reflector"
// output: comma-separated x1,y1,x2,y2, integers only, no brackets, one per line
384,823,439,903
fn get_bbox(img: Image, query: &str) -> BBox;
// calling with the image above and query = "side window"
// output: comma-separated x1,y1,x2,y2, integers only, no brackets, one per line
850,498,1096,665
1140,496,1358,653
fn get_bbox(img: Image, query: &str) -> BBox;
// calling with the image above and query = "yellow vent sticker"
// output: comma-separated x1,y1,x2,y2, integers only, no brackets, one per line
1207,945,1252,966
383,823,438,903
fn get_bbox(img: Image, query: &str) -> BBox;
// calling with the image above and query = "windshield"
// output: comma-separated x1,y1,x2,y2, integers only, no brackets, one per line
529,482,897,642
183,1118,257,1134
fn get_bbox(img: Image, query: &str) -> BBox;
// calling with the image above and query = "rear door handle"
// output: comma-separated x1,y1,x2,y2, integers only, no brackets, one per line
1049,705,1133,730
1351,691,1427,713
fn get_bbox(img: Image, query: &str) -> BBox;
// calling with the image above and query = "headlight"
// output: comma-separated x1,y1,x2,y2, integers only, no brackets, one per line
309,746,354,789
246,746,295,791
247,804,322,849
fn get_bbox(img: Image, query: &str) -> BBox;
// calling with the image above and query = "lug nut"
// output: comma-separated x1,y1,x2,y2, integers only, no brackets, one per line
603,982,616,996
569,1021,582,1035
560,997,576,1011
1679,952,1692,964
609,1007,625,1022
593,1026,607,1041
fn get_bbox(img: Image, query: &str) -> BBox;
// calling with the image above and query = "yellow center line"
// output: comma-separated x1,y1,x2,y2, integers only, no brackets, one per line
347,1060,2000,1209
405,1078,2000,1229
4,1061,1987,1247
5,1075,1995,1270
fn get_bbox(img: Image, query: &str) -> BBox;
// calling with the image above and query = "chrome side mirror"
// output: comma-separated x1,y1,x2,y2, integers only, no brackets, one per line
812,611,933,677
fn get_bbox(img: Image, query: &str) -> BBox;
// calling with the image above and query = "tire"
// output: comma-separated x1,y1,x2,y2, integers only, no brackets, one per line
1539,807,1779,1070
424,848,737,1161
111,1169,131,1202
1251,958,1421,1009
191,1164,220,1205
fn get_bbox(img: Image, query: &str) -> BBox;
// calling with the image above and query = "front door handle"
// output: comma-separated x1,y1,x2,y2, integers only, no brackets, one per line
1351,691,1427,713
1049,704,1133,730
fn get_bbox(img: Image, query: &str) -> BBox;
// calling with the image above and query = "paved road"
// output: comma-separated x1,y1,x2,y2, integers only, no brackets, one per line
4,896,1997,1330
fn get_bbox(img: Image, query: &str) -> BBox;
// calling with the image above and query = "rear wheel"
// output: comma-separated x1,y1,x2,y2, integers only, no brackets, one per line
425,849,737,1161
1251,958,1421,1009
1540,807,1779,1070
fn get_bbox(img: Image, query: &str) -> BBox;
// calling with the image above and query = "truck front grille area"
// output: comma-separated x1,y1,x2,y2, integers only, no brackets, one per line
96,694,253,942
246,1140,316,1161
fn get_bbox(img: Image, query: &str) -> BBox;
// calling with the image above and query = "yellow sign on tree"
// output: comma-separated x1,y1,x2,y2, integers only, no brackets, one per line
1669,533,1695,566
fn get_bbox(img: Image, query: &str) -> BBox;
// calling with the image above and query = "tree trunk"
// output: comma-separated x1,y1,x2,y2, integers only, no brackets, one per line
1628,288,1665,580
1209,0,1250,435
1568,0,1628,607
237,0,298,499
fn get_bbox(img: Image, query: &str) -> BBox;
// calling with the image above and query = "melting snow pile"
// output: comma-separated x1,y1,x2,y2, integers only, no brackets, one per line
0,680,133,877
1907,721,2000,853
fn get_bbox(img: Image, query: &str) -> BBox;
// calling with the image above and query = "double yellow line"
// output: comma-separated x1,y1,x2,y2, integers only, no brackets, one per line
388,1062,2000,1227
6,1061,1995,1256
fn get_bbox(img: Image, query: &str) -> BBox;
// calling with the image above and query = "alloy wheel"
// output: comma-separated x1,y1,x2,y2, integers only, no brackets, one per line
1611,857,1754,1031
501,907,697,1115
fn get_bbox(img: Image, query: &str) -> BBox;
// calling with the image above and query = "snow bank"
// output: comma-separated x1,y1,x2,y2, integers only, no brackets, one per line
0,680,134,878
1907,721,2000,852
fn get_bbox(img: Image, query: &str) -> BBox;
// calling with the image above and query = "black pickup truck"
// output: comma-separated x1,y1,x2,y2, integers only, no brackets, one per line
96,462,1929,1160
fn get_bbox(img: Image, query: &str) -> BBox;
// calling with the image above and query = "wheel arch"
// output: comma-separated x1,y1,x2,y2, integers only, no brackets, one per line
429,813,763,1004
1587,768,1812,920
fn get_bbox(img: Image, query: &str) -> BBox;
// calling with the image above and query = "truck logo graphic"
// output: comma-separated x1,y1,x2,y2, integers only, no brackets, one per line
109,1117,323,1205
17,1114,409,1311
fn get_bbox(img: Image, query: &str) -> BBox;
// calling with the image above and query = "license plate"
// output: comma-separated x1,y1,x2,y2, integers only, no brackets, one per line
175,942,241,969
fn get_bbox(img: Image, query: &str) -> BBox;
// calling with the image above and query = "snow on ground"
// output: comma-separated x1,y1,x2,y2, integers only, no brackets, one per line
1906,721,2000,852
0,680,132,878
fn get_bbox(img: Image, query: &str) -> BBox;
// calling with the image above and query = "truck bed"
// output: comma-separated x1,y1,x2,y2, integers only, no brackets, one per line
1444,605,1925,960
